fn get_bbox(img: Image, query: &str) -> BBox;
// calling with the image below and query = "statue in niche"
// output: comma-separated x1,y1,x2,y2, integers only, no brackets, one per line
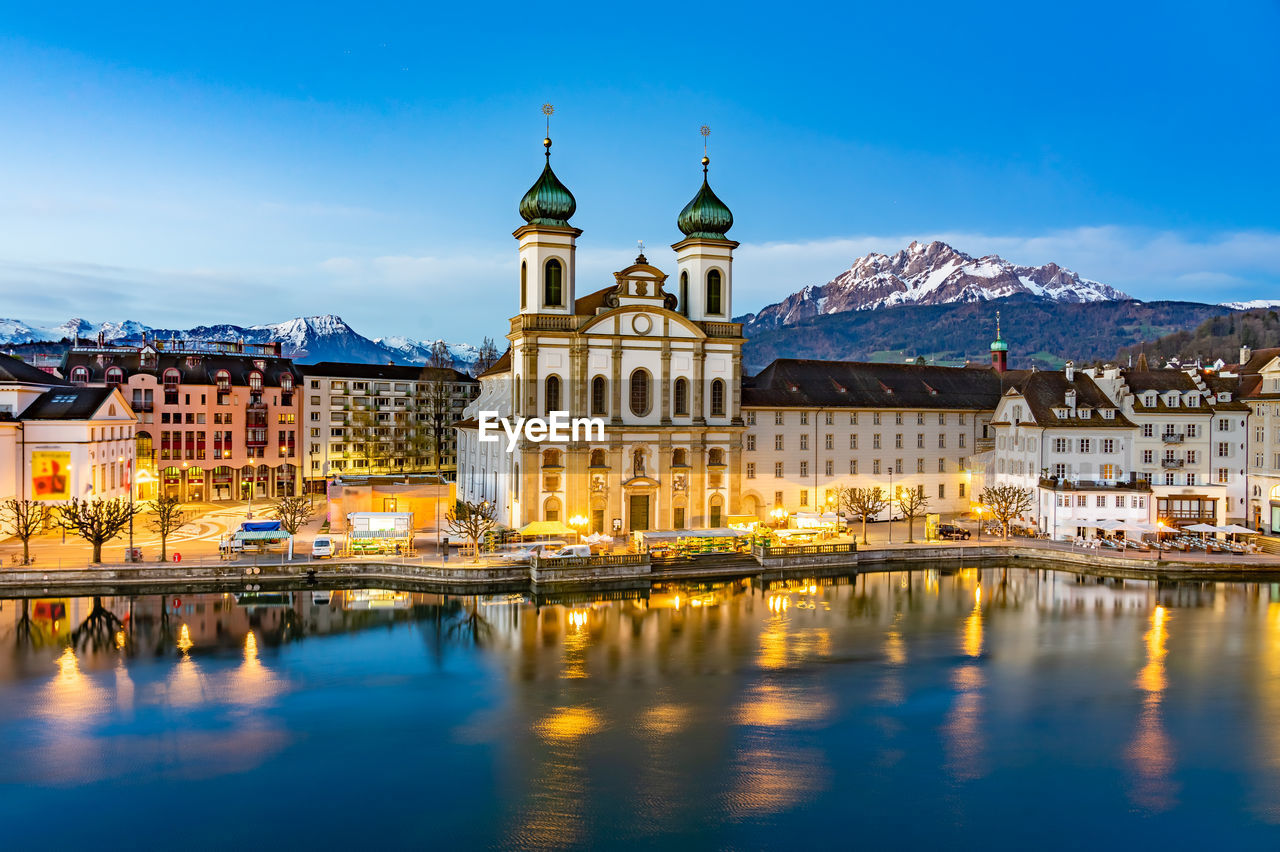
633,449,646,478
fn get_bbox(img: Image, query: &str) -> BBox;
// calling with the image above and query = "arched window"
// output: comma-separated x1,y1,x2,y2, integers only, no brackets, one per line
105,366,124,386
545,375,561,412
248,371,263,393
680,271,689,316
672,448,688,467
674,378,689,416
630,369,651,416
521,261,528,310
706,269,722,315
591,376,607,416
162,368,181,387
214,369,231,393
70,366,89,384
544,496,561,523
280,374,294,393
544,258,563,307
590,449,607,467
710,379,726,416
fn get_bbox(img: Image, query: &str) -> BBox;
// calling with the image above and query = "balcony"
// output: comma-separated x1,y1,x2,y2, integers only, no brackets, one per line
696,321,744,339
246,403,269,428
511,314,578,333
1161,458,1185,469
1039,476,1151,493
1161,433,1184,444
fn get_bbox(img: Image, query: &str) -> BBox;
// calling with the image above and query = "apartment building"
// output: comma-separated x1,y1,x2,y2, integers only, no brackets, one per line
1239,346,1280,532
64,338,302,501
301,362,478,490
1089,365,1249,525
739,359,1003,518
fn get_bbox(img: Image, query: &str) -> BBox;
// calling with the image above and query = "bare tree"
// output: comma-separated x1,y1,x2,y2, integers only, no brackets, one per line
895,485,930,544
1,498,48,566
147,494,189,562
424,342,456,485
445,500,497,562
978,484,1035,540
838,486,889,546
474,337,500,377
57,497,139,563
273,495,314,535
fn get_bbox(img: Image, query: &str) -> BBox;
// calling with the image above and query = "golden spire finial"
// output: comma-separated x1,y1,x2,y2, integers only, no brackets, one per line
542,104,555,154
700,125,711,171
996,309,1002,341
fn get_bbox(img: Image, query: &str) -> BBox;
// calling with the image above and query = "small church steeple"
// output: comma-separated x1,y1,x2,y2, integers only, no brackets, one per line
514,104,581,316
990,310,1009,373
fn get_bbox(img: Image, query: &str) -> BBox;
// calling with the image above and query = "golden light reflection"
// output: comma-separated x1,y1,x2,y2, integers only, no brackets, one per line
228,629,279,706
736,682,830,728
1127,604,1178,812
176,623,194,654
639,703,689,737
533,705,603,744
944,595,987,782
114,629,127,650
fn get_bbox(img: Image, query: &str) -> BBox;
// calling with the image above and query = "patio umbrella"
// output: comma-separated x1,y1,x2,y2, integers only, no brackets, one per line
1094,520,1121,531
1185,523,1219,534
1220,524,1258,536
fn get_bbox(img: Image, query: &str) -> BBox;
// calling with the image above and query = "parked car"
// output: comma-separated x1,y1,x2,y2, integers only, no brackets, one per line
936,523,971,541
499,544,544,562
311,536,335,558
548,545,592,558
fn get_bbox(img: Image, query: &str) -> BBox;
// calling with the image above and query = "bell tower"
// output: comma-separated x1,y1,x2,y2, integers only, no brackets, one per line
515,107,580,316
673,127,737,323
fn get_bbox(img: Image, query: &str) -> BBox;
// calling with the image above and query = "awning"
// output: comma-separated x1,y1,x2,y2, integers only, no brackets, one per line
639,528,751,542
349,529,410,539
233,530,292,541
520,521,577,537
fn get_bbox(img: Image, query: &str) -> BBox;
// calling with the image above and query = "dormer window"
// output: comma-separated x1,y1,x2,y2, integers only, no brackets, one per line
253,360,266,371
163,368,181,388
215,369,231,394
1186,395,1198,407
1166,393,1179,408
105,366,124,387
1101,408,1115,419
280,374,294,393
1144,393,1157,407
248,371,263,393
1079,407,1092,419
70,366,89,384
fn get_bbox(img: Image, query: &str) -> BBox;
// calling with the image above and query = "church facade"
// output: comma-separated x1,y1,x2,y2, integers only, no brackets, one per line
455,137,746,534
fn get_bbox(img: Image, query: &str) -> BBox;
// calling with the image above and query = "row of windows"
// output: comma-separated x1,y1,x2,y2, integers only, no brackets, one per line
519,259,728,316
762,483,964,509
748,432,969,451
745,410,972,426
77,365,294,393
746,457,963,478
1049,438,1119,454
523,374,728,418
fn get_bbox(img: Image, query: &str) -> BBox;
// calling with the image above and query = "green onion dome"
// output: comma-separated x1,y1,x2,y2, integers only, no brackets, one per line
990,338,1008,352
519,138,576,227
677,156,734,239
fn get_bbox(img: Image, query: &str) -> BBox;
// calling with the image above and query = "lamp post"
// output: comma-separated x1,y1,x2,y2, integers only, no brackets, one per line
887,464,894,545
975,504,984,542
569,514,588,543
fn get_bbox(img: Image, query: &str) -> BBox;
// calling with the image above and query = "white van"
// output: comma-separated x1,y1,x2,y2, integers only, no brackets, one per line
550,545,592,558
311,536,335,558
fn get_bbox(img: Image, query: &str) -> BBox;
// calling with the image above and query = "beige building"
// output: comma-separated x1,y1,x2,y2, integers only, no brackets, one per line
300,362,478,491
1239,347,1280,532
739,359,1002,518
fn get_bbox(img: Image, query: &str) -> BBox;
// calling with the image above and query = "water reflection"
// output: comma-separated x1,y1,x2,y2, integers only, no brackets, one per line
2,572,1280,845
1127,605,1178,812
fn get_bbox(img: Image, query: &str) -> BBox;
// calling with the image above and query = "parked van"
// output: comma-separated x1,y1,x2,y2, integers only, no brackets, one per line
312,536,335,558
549,545,592,559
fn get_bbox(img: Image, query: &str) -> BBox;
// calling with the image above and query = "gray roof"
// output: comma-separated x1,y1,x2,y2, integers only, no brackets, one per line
742,358,1006,410
0,355,68,386
20,387,119,421
300,361,475,383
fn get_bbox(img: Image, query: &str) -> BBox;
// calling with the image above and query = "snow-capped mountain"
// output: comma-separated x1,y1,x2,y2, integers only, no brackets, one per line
0,314,481,370
1222,299,1280,311
740,240,1132,330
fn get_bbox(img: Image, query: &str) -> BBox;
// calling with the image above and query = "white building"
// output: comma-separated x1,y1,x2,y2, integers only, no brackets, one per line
1239,346,1280,532
456,140,744,534
0,356,136,511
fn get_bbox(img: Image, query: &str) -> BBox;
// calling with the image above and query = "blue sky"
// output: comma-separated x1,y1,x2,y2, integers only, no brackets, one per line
1,1,1277,343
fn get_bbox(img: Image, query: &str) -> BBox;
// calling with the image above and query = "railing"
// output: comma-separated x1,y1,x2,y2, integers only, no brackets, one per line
1162,433,1184,443
530,552,648,570
753,542,857,558
697,321,744,338
511,314,578,333
1038,477,1152,492
1161,458,1185,469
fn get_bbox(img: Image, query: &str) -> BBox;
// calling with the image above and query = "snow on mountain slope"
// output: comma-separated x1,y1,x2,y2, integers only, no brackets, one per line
1222,300,1280,310
742,240,1132,330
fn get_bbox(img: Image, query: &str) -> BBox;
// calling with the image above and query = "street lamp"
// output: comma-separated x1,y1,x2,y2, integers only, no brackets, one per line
569,514,588,542
770,506,788,529
975,503,985,542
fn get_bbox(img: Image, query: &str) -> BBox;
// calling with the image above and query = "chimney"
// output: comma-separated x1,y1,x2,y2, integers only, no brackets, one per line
1241,345,1252,367
1064,360,1075,382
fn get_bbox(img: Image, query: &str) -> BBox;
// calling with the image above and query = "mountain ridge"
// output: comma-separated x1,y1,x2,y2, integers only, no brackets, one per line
739,239,1131,332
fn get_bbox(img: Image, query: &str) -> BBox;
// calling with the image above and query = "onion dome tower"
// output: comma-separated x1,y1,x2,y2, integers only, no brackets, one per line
673,127,738,323
990,311,1009,373
515,108,581,317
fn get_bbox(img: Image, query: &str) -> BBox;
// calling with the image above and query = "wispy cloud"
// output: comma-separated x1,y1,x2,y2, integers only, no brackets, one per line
1,227,1277,344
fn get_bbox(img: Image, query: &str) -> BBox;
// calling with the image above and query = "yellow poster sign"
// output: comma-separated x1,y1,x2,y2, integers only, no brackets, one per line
31,451,71,500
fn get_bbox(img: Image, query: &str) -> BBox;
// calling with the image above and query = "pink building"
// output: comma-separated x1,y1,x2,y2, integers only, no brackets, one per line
63,338,302,502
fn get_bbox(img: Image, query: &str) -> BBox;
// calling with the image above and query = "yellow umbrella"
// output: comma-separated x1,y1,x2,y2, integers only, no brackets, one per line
519,520,577,537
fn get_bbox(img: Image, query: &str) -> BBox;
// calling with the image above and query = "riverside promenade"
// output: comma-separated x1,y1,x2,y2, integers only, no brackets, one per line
3,537,1279,598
